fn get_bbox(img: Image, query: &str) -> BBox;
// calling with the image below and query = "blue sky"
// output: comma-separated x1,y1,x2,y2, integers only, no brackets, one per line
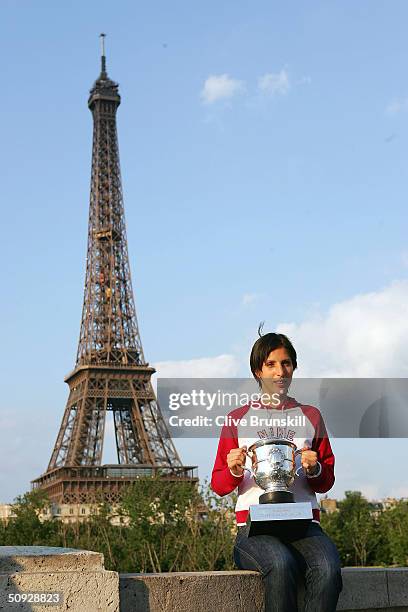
1,1,408,503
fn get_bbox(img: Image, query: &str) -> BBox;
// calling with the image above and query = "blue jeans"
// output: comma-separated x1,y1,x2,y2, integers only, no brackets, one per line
233,522,342,612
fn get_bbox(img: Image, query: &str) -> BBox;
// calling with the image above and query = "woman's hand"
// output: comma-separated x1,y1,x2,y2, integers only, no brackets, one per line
300,447,319,475
227,446,247,476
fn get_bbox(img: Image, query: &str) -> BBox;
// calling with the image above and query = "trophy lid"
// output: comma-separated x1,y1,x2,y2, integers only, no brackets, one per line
248,438,297,452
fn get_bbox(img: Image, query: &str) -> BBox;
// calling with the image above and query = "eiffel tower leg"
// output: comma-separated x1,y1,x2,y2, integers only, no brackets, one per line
70,395,107,465
130,381,183,468
112,399,150,464
48,400,78,470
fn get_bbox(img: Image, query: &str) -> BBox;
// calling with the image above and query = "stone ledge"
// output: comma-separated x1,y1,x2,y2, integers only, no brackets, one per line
0,546,104,574
388,569,408,608
339,568,389,610
0,546,119,611
120,571,264,612
120,568,408,612
1,547,407,612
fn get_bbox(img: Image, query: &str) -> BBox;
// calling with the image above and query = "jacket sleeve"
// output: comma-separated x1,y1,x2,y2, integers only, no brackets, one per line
302,406,335,494
211,424,244,496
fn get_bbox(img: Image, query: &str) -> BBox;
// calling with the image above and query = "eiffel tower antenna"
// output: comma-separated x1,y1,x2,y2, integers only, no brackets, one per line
100,32,107,77
32,37,196,504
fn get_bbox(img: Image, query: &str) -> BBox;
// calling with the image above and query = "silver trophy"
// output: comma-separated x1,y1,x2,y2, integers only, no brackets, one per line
245,438,302,504
244,438,313,534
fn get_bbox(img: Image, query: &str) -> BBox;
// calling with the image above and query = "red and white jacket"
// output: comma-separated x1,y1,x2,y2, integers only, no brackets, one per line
211,397,335,525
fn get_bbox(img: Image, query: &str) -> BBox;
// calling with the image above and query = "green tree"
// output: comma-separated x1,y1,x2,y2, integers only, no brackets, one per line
377,500,408,566
0,480,237,573
1,489,57,546
322,491,379,566
117,476,236,572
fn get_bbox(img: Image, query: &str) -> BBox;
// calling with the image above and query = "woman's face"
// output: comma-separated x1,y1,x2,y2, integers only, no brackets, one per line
256,346,294,397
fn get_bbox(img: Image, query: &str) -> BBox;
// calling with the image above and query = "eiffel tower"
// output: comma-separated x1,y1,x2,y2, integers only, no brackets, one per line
32,36,196,504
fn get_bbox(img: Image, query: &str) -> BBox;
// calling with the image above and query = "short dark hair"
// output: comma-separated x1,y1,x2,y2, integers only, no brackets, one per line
250,325,297,385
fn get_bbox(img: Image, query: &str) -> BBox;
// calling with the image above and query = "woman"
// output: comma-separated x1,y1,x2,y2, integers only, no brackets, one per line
211,331,342,612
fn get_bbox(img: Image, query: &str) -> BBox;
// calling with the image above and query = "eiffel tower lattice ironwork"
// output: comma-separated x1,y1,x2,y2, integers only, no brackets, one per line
32,36,196,504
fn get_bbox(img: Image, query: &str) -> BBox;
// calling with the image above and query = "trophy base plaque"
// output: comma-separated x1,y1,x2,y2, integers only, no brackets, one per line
248,501,313,538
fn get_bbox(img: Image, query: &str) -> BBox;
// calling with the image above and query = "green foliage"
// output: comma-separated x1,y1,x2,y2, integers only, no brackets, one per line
376,500,408,566
320,491,398,567
113,477,236,572
2,486,407,570
1,489,58,546
0,479,237,573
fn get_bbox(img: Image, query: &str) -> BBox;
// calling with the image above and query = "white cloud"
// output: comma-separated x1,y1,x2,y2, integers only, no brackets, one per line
154,281,408,380
258,70,290,96
386,97,408,115
242,292,259,306
276,280,408,377
153,354,241,378
200,74,245,104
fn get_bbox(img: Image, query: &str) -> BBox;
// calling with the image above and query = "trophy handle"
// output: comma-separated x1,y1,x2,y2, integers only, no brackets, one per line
243,450,255,478
294,448,303,477
294,448,319,477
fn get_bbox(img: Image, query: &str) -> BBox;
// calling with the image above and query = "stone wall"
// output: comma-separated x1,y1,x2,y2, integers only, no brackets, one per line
120,568,408,612
0,546,119,611
1,547,407,611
